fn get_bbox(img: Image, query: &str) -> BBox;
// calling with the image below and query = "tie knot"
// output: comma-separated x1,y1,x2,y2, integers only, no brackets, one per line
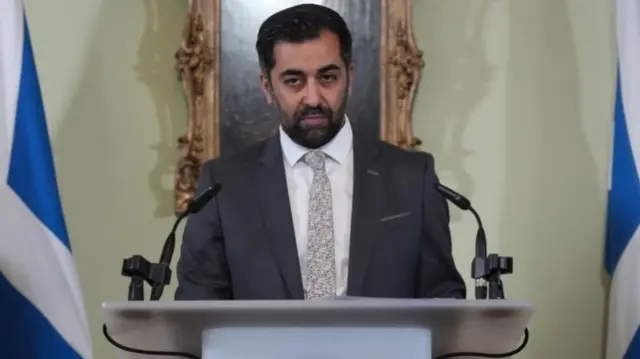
304,150,326,171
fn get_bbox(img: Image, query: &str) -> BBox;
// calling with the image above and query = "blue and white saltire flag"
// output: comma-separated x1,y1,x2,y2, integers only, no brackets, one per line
0,1,93,358
605,1,640,358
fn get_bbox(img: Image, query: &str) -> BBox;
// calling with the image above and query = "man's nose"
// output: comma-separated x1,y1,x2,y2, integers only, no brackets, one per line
302,80,321,107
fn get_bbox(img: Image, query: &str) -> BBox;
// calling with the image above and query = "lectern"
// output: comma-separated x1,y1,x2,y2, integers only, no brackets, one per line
102,298,533,359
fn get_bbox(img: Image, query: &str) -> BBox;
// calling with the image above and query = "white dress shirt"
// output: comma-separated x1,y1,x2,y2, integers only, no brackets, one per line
279,118,354,297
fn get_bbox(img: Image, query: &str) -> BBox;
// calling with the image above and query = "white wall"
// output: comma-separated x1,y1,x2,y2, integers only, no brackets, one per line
412,1,614,357
23,0,614,358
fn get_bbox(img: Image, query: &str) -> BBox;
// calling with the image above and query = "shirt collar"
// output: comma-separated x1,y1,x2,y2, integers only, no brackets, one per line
279,115,353,167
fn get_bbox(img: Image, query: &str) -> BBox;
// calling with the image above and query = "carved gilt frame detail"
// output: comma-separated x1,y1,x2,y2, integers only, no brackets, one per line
173,0,424,214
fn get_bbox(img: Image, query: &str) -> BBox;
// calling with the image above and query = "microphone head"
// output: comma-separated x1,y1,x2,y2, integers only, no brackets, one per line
435,183,471,210
187,183,222,214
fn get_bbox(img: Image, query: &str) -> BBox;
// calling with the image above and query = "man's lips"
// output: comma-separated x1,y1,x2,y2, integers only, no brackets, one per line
301,116,328,126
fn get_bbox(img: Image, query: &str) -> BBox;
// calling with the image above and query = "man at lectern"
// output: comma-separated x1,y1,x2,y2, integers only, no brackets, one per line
174,4,466,301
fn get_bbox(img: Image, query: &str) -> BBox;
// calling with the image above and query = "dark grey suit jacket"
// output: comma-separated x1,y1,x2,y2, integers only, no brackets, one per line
174,131,466,300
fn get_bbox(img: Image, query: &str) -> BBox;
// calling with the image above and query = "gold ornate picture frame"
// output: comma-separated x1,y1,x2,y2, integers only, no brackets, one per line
173,0,424,214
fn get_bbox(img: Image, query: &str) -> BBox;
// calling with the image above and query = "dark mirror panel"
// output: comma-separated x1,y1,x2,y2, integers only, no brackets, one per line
220,0,381,155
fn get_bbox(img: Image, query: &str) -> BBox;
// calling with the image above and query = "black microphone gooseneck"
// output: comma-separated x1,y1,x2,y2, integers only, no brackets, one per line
120,183,222,301
435,183,512,299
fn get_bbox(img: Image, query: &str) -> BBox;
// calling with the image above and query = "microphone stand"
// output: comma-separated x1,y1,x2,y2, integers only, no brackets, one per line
474,253,513,300
435,183,513,300
120,184,221,301
121,254,171,301
468,208,513,300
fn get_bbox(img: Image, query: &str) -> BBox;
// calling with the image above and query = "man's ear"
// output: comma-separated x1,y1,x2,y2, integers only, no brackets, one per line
259,72,274,105
347,63,354,95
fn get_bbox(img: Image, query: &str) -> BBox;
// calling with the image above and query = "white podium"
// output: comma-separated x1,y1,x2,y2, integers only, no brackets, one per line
102,297,533,359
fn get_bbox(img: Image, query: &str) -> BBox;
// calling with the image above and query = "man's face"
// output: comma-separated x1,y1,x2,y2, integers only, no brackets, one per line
260,30,352,149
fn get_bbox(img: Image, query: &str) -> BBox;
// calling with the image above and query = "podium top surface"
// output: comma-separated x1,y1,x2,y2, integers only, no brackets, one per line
102,298,533,358
103,297,532,321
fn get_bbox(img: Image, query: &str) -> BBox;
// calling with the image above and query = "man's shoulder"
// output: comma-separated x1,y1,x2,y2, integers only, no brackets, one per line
208,136,274,164
370,141,440,191
374,140,436,168
200,135,274,173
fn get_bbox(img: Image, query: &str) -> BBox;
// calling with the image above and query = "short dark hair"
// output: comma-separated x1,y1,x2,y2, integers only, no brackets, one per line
255,4,352,76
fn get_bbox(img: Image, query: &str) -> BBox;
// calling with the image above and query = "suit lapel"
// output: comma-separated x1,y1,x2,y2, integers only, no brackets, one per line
254,135,305,299
347,134,384,296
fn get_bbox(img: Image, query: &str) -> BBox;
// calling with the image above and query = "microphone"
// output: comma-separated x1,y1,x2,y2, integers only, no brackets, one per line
121,183,222,301
149,183,222,300
435,183,512,300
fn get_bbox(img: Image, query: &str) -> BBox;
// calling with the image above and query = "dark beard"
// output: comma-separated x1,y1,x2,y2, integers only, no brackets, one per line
282,96,348,149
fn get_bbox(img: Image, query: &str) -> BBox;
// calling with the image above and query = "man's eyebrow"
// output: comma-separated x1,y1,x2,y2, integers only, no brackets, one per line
278,64,341,79
317,64,340,73
279,69,304,78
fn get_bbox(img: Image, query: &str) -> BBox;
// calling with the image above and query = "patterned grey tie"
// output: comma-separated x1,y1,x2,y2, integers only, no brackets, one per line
303,150,336,299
